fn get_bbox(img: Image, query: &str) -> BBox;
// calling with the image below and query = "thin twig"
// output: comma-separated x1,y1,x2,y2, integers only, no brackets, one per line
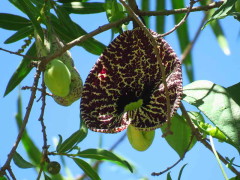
0,66,41,175
152,135,195,176
180,103,240,176
181,13,208,62
75,133,127,180
37,73,49,180
138,1,224,16
6,166,16,180
120,0,172,129
0,1,222,69
21,86,52,96
0,47,39,60
159,0,198,37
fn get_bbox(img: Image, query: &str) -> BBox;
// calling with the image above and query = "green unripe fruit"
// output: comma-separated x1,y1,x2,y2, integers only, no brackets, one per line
44,59,71,97
47,161,61,175
236,0,240,12
127,125,155,151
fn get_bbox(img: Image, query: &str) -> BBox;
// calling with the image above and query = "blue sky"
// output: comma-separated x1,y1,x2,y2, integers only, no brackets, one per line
1,0,240,180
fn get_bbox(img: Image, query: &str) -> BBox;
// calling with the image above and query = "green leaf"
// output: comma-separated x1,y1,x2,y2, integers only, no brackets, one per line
0,13,31,30
205,0,236,26
226,82,240,106
209,18,230,55
199,1,232,56
77,148,133,173
53,7,105,55
188,111,229,142
177,164,187,180
156,0,165,34
57,123,88,153
44,173,52,180
229,176,240,180
18,0,44,40
166,172,172,180
4,43,36,96
105,0,126,33
141,0,150,27
61,2,105,14
13,151,35,168
183,80,240,149
56,135,63,152
73,158,101,180
0,177,8,180
4,25,34,44
171,0,194,82
15,93,42,165
161,114,197,157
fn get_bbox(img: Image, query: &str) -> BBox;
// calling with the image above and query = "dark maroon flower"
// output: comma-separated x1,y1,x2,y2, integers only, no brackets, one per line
80,28,182,133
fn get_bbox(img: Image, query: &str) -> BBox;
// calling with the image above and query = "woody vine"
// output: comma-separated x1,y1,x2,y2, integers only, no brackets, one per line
0,0,240,180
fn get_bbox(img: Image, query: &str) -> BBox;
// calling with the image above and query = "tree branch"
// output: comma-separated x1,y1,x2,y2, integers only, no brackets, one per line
37,74,49,180
159,0,199,37
180,103,240,177
0,66,41,175
138,1,223,16
38,16,131,70
181,13,208,62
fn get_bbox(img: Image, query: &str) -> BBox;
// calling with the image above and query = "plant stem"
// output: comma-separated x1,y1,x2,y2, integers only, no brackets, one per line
0,67,41,176
209,136,229,180
138,1,223,16
180,103,240,177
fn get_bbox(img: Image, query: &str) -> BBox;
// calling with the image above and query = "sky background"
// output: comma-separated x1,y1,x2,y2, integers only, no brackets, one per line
1,0,240,180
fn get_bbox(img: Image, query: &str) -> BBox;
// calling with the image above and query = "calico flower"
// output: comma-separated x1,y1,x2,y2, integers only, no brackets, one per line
80,27,182,133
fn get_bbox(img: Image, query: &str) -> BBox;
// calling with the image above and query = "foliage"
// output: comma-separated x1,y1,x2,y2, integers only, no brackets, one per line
1,0,240,179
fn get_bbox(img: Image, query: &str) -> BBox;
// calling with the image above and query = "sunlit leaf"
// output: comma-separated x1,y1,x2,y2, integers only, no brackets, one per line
13,151,35,168
171,0,194,82
105,0,126,33
77,148,133,172
15,93,42,165
199,0,231,56
0,13,31,30
73,158,101,180
183,80,240,149
209,18,230,55
61,2,105,14
204,0,236,27
4,25,34,44
161,114,197,157
57,123,88,153
156,0,165,34
18,0,44,40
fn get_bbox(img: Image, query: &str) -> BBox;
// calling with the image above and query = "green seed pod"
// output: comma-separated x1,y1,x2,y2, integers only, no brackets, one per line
49,35,83,106
127,125,155,151
47,161,61,175
35,29,83,106
44,59,71,97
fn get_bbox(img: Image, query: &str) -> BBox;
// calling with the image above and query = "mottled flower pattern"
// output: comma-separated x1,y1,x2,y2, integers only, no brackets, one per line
80,28,182,133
